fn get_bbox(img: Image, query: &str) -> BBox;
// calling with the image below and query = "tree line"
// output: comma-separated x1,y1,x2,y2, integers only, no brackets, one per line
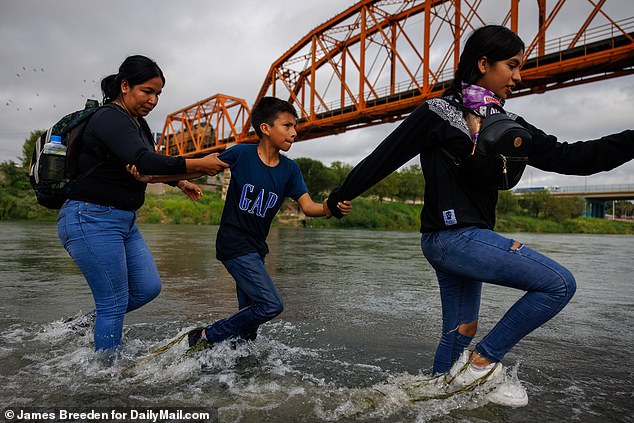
1,130,633,226
294,157,424,203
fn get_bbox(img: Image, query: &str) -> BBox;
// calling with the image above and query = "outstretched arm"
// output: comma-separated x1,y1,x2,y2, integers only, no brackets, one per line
131,153,229,183
296,193,352,218
519,119,634,175
326,103,438,217
184,153,230,177
126,150,229,184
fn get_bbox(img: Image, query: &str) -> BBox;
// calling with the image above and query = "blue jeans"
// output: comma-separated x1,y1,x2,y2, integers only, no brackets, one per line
204,252,284,343
421,226,576,374
58,200,161,350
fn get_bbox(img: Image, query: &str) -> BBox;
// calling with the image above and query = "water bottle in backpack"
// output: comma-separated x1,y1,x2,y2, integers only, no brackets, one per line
39,135,68,182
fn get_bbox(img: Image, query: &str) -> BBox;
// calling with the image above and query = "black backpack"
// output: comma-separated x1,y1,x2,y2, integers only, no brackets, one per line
29,99,108,209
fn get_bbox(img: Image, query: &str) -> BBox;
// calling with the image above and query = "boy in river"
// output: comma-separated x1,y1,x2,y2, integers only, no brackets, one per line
188,96,351,347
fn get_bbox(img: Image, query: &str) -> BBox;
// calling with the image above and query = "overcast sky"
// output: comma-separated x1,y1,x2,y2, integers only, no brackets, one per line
1,0,632,189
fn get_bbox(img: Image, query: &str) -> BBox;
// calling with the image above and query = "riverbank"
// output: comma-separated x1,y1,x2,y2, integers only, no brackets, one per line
8,189,633,234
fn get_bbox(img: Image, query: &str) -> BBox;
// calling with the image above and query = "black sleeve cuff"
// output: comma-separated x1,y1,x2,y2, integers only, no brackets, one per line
326,189,344,219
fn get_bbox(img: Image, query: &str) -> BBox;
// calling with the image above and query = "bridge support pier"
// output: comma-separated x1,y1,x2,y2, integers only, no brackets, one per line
583,198,607,218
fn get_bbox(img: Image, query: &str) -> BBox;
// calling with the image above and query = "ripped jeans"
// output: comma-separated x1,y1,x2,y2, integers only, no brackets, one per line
421,226,576,374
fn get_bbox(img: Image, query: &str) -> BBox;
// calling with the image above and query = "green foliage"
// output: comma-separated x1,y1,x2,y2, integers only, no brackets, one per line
562,217,634,234
330,161,353,187
398,164,425,203
517,190,550,217
613,201,634,218
138,190,224,225
494,214,633,234
294,158,424,203
364,165,425,203
0,160,58,220
496,190,520,214
294,157,335,200
517,190,582,220
0,190,19,220
308,197,422,231
542,196,583,220
0,161,30,196
494,214,562,233
1,130,632,235
22,130,45,168
367,172,400,202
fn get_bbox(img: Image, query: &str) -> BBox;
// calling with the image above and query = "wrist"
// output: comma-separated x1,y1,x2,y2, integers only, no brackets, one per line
186,158,202,173
323,200,332,218
326,197,344,219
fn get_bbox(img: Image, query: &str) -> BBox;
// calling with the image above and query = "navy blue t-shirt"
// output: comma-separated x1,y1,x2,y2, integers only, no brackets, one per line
215,144,308,261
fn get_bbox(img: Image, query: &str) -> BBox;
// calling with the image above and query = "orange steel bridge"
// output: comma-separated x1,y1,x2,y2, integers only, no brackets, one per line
157,0,634,158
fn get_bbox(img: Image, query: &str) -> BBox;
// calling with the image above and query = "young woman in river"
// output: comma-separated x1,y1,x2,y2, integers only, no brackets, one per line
325,25,634,405
57,55,228,353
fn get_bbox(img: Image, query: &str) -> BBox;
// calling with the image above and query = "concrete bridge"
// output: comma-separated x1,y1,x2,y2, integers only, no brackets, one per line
513,184,634,218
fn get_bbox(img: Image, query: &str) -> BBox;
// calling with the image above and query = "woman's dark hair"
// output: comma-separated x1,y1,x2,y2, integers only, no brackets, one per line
444,25,525,98
101,55,165,104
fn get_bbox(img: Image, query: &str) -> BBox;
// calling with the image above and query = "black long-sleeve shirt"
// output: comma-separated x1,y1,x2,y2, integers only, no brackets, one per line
69,105,186,210
327,97,634,232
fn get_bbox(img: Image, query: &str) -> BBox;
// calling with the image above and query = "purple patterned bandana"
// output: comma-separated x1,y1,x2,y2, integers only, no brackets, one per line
461,82,505,143
461,82,505,116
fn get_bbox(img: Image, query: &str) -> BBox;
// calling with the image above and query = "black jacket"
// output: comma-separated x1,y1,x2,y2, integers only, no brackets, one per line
69,105,186,211
327,97,634,232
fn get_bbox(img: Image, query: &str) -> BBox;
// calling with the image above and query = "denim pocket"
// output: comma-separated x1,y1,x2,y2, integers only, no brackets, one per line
421,232,446,267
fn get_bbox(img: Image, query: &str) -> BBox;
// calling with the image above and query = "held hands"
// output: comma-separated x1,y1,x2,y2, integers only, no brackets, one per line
177,180,203,201
337,200,352,216
323,200,352,218
200,153,229,176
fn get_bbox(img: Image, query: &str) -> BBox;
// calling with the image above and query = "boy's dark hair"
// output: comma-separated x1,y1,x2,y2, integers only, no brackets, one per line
251,96,298,138
444,25,525,99
101,55,165,104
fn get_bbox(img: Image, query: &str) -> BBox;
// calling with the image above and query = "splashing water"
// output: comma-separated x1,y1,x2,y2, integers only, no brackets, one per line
3,224,632,422
1,311,528,422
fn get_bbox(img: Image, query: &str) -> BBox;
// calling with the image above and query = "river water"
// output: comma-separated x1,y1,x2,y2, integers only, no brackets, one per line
0,222,632,422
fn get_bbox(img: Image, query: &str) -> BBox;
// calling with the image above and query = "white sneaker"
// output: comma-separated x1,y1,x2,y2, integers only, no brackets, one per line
486,381,529,407
446,349,470,380
448,360,504,390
